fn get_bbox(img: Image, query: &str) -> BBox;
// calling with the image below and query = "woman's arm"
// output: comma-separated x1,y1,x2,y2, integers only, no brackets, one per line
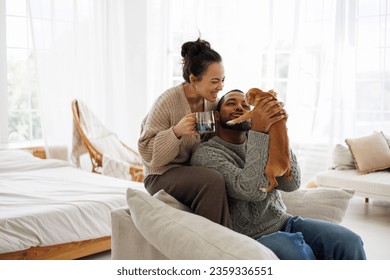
138,97,183,168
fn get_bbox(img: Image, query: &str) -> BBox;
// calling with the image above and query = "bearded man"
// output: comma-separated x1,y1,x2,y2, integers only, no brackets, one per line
190,89,366,260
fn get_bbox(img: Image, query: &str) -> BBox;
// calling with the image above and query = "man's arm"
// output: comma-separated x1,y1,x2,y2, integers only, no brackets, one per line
191,131,300,201
275,149,301,192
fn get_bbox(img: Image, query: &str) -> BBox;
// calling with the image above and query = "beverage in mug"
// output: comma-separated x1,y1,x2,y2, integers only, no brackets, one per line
197,121,215,133
196,111,215,134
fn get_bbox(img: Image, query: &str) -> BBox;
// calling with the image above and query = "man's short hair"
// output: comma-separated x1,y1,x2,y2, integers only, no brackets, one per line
216,89,244,112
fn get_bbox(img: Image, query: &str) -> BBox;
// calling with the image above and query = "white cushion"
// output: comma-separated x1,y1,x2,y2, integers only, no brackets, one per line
316,169,390,200
331,144,356,170
126,188,279,260
280,188,354,224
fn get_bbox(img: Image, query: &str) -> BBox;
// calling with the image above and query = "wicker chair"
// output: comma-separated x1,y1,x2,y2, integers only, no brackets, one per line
71,99,144,182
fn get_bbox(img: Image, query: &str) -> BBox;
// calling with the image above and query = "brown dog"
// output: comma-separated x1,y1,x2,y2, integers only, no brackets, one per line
227,88,291,192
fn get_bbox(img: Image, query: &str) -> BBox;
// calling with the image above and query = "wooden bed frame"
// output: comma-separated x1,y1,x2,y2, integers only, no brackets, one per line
0,146,112,260
0,237,111,260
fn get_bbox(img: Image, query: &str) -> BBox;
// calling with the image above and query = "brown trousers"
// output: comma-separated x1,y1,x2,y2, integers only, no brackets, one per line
144,166,232,228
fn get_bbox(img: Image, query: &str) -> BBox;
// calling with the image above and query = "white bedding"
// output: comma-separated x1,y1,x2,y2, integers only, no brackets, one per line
0,149,145,254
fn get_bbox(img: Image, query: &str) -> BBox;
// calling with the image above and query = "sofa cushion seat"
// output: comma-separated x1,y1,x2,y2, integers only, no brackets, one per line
316,169,390,201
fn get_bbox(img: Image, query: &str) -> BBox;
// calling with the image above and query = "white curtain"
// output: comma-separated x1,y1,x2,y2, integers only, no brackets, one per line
285,0,389,184
28,0,148,160
28,0,389,184
286,0,360,183
148,0,390,185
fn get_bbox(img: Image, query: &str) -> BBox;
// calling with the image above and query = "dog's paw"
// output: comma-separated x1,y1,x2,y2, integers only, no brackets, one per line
226,120,235,126
258,186,276,192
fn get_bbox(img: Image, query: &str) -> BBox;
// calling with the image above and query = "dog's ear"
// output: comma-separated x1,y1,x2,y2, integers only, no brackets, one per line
245,89,256,105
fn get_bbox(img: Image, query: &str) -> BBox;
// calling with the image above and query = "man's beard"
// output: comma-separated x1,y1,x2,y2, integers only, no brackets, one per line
220,117,251,131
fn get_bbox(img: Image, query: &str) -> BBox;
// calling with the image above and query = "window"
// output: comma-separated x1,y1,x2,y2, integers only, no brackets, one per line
162,0,390,185
0,0,42,145
355,0,390,134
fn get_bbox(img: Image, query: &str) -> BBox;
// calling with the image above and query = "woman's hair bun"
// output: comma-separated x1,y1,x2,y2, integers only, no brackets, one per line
181,38,211,58
180,37,221,83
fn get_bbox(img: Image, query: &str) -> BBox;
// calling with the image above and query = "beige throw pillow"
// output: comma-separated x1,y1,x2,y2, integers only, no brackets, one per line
345,132,390,173
126,188,279,260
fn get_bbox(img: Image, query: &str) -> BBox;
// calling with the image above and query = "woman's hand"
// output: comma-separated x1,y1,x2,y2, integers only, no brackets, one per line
173,113,197,138
251,97,287,133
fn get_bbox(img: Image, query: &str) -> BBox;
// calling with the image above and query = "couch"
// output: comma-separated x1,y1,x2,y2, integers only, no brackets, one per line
111,186,354,260
316,132,390,202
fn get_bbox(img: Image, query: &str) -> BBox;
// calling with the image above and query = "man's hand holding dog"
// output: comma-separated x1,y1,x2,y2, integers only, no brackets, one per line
251,97,287,133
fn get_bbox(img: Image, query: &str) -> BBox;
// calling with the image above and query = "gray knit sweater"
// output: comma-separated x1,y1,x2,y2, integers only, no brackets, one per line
191,131,301,239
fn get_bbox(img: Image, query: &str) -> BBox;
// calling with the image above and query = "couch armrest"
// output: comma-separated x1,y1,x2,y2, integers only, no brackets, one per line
111,208,168,260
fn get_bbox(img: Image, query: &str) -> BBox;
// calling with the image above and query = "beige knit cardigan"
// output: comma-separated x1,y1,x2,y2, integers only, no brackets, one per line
138,83,218,177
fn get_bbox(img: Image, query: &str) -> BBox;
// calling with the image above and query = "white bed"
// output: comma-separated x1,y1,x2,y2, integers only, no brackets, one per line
0,149,144,259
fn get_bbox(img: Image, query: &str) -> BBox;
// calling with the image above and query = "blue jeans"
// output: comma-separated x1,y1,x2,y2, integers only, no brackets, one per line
257,216,366,260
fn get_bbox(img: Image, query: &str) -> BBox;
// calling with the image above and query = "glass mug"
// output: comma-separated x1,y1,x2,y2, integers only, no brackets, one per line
195,111,215,134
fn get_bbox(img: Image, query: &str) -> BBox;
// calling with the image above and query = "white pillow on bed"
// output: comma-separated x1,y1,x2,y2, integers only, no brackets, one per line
126,188,278,260
0,149,34,161
280,187,355,224
0,148,71,173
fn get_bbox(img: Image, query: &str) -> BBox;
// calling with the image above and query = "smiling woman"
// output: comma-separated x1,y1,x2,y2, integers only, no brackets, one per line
138,37,232,229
